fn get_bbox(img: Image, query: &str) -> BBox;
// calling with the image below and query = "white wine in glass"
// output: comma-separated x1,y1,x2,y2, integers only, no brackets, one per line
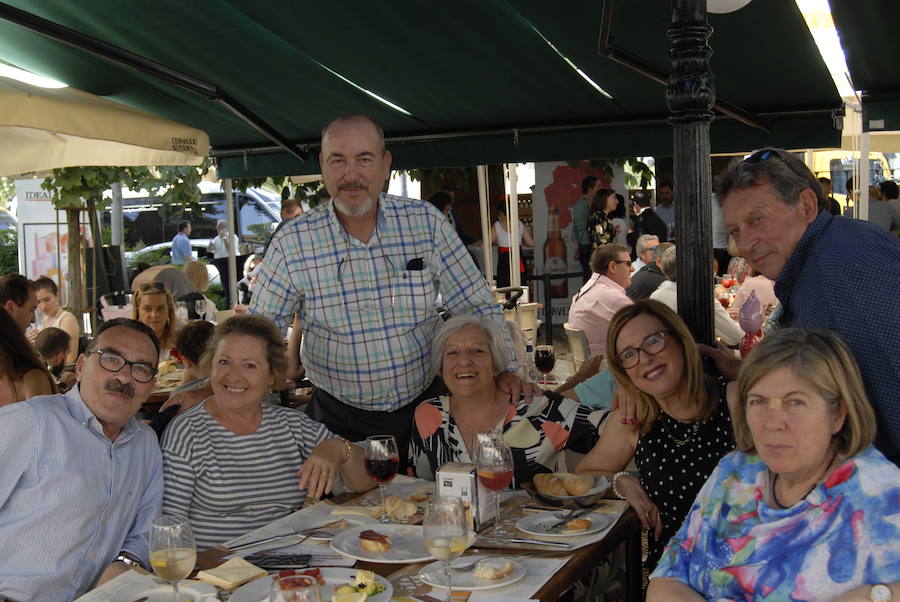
149,516,197,602
423,496,468,602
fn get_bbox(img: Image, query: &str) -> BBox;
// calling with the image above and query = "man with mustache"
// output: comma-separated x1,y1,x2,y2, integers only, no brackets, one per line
251,114,517,467
0,318,162,601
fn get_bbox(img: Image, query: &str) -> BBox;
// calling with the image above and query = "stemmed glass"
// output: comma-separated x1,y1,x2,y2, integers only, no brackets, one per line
423,496,468,602
473,431,514,535
269,575,319,601
365,435,400,523
149,516,197,602
534,344,556,385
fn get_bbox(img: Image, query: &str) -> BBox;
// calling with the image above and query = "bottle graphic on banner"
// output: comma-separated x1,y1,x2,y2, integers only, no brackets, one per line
543,205,568,298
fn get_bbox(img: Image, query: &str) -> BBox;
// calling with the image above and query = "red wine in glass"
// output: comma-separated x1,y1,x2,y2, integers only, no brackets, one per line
477,467,514,491
365,457,399,483
534,345,555,383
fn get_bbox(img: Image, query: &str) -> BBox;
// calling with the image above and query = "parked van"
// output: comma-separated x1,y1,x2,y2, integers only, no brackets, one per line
811,150,893,210
104,182,281,250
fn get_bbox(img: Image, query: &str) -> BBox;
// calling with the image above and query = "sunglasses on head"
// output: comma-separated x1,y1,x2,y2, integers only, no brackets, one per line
138,282,167,293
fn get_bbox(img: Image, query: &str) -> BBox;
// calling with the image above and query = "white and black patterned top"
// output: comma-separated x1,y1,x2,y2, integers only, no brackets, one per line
161,402,333,549
634,380,734,571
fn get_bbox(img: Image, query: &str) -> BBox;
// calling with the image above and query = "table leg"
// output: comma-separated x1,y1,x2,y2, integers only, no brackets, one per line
624,528,642,602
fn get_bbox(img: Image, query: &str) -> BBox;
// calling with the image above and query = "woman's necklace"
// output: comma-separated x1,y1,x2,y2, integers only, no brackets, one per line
660,414,701,446
770,452,836,509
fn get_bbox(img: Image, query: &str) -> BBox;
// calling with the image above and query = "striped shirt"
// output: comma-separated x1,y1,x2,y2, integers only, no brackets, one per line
0,387,163,602
161,402,333,549
250,194,514,412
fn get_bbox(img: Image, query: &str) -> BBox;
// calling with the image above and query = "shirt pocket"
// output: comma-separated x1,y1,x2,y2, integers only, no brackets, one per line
390,267,438,326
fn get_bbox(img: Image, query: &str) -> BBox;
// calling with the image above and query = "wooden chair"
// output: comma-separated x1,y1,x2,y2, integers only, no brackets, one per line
563,322,590,371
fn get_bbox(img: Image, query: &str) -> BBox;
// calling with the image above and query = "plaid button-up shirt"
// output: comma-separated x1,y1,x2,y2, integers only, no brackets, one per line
251,194,514,412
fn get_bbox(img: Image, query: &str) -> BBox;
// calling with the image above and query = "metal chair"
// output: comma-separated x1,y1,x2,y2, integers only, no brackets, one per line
563,322,591,372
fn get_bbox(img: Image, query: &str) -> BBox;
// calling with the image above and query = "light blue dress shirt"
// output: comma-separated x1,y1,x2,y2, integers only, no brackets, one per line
171,231,192,265
0,386,163,601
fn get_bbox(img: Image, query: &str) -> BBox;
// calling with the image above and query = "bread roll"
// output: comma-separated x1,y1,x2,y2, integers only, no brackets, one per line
473,559,515,580
563,517,593,533
410,490,431,503
385,495,417,518
359,530,391,552
533,473,568,497
560,474,594,496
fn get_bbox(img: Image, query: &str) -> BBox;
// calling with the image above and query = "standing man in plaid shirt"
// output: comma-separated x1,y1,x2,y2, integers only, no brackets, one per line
251,114,521,466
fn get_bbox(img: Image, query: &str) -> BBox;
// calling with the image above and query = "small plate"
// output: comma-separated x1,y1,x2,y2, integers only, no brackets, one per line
521,476,610,508
419,557,526,591
331,524,434,564
516,512,616,538
231,567,392,602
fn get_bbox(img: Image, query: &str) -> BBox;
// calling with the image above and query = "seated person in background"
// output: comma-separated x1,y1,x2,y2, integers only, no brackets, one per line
133,282,178,358
32,276,80,363
182,260,218,320
630,234,659,272
34,326,76,392
161,315,374,549
730,265,777,313
237,254,263,304
0,318,162,600
0,309,56,405
650,246,743,346
648,328,900,601
0,273,37,333
151,320,215,437
408,315,610,486
576,300,737,571
568,244,634,356
626,242,672,300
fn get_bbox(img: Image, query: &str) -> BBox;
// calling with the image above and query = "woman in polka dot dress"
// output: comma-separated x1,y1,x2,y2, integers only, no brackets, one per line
576,300,737,570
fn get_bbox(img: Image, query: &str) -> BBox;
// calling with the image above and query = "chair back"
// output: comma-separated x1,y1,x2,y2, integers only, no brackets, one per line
563,322,591,371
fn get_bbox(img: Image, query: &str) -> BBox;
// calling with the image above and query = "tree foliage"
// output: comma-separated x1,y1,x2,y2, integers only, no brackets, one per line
568,158,655,189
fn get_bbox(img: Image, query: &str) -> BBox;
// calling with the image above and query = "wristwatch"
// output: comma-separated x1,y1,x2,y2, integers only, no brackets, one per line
870,584,893,602
115,550,147,571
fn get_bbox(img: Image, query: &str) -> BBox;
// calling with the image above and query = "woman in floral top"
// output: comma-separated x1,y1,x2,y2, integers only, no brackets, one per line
588,188,619,249
408,315,609,486
648,329,900,602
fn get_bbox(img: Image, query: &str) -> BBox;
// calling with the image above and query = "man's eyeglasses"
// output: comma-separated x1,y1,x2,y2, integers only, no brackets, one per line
87,348,157,383
616,330,672,369
612,260,631,265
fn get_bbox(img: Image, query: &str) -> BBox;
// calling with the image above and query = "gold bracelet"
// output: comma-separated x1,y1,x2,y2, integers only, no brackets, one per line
340,438,352,464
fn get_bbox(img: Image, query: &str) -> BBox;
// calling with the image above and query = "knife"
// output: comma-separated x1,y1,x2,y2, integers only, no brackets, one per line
545,503,603,533
481,536,573,548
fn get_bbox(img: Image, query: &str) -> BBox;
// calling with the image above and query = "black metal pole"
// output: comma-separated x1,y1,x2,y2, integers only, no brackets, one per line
667,0,716,346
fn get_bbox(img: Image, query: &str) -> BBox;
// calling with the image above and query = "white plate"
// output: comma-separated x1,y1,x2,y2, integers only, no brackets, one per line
515,512,616,538
419,557,526,591
330,524,435,564
230,567,392,602
74,575,216,601
306,516,379,541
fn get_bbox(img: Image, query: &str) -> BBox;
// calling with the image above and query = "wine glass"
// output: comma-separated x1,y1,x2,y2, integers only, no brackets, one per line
534,344,556,385
194,299,207,319
473,431,514,535
423,496,468,602
269,575,319,601
365,435,399,523
149,516,197,602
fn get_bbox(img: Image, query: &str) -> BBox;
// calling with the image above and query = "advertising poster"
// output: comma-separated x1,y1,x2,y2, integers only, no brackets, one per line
532,161,625,326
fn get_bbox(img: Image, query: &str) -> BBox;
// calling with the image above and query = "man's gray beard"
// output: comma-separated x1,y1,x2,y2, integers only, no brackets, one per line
334,193,375,217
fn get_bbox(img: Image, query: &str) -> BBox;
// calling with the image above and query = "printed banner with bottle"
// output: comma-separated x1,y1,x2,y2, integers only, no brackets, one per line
531,162,626,323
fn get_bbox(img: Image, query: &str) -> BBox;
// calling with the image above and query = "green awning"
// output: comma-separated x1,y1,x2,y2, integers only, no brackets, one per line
0,0,842,177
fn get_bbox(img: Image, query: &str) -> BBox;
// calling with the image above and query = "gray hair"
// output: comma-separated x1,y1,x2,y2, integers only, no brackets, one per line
653,241,674,261
715,147,827,211
431,315,509,376
216,219,227,229
635,234,660,255
321,114,386,152
660,245,677,281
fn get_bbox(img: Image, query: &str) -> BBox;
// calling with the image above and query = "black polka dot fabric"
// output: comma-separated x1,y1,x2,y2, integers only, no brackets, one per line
635,380,735,571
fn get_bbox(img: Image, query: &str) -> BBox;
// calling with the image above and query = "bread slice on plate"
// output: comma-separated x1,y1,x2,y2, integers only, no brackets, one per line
561,517,593,533
473,558,515,580
358,529,391,552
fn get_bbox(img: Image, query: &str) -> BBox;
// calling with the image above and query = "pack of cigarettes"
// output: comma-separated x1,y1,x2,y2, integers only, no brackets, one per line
436,462,495,531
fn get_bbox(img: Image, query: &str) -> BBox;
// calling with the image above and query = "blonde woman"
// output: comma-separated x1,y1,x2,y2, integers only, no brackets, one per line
132,282,178,358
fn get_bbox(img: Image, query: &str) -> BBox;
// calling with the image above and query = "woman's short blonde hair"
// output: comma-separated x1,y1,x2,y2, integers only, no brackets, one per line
183,260,209,292
200,314,287,385
606,299,714,433
735,328,876,457
132,281,177,349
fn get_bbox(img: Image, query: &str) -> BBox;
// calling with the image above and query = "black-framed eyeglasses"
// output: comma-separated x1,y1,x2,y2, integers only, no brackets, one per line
743,148,806,180
612,260,631,265
87,348,158,383
616,330,672,369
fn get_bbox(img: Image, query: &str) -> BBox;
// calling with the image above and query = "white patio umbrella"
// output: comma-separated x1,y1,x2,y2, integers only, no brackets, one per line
0,77,209,177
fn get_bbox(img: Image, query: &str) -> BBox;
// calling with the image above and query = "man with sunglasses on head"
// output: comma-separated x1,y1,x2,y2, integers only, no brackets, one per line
251,114,518,469
711,147,900,466
0,318,163,601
